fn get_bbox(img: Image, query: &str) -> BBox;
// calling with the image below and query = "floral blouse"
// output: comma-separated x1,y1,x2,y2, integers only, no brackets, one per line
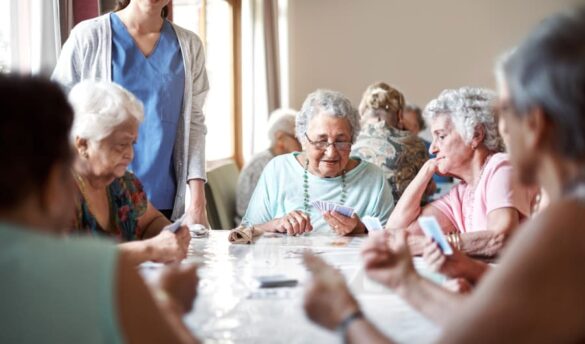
351,121,429,203
73,171,148,241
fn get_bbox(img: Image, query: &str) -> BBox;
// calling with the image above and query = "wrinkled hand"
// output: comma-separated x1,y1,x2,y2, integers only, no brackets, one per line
421,157,444,177
361,230,417,290
276,210,312,235
184,204,210,229
422,238,486,283
158,263,199,313
303,252,360,330
323,211,361,236
406,233,427,256
151,226,191,263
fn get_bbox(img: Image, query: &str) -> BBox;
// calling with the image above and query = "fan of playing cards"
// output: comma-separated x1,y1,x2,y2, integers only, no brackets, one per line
311,200,355,217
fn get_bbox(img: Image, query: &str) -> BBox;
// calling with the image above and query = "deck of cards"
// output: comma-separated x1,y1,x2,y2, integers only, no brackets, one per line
417,216,453,255
311,200,354,217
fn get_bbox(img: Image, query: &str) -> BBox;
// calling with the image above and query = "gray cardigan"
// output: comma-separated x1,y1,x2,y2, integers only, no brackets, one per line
52,13,209,220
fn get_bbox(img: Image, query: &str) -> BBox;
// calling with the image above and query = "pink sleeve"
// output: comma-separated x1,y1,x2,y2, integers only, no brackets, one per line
429,184,464,230
482,158,532,217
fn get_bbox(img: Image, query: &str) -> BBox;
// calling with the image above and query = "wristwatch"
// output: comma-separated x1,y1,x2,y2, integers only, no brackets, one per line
337,309,364,344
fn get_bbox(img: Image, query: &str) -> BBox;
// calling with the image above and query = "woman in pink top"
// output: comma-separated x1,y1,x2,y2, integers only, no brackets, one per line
387,87,533,280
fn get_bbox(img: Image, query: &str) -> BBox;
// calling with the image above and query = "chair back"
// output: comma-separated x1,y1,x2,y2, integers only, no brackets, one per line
205,160,239,229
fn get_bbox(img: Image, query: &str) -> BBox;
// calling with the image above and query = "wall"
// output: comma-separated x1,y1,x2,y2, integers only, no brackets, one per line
287,0,582,110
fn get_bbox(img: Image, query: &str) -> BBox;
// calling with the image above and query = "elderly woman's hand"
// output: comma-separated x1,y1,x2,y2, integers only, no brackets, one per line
276,210,313,235
422,237,488,284
303,252,360,330
323,211,364,235
149,226,191,263
361,230,418,291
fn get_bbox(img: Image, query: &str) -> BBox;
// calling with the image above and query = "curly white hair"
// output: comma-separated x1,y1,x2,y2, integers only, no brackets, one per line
423,87,503,152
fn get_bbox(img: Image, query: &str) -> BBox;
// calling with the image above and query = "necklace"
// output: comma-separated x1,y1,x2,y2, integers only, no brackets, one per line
303,158,347,213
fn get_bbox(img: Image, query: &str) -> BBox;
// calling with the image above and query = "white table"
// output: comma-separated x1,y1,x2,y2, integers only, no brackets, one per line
173,231,440,343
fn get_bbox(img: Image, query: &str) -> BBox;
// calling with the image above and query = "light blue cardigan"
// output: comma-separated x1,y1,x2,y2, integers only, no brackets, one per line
52,13,209,220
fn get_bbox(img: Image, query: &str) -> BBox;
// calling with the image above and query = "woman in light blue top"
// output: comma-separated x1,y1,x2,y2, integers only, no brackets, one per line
52,0,209,225
243,89,393,235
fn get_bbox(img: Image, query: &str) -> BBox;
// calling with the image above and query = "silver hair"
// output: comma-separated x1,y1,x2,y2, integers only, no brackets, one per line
296,89,360,143
423,87,504,152
267,108,297,145
68,80,144,142
500,7,585,159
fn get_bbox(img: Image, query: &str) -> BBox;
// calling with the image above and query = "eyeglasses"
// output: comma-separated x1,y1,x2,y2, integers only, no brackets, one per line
304,133,352,151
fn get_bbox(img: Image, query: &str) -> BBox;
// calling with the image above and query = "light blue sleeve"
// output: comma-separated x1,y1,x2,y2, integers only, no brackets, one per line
371,173,394,226
241,160,276,226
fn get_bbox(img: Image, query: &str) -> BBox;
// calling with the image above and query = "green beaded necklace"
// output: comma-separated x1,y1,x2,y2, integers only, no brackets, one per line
303,158,347,213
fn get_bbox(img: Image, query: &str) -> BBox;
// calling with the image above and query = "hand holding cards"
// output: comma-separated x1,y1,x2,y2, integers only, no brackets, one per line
311,200,354,217
165,214,186,233
417,216,453,255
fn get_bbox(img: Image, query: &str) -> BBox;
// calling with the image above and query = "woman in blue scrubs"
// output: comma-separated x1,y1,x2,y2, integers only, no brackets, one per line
53,0,210,226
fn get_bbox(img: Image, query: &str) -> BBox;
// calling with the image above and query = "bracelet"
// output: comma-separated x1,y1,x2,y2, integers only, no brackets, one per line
337,309,364,343
447,232,462,250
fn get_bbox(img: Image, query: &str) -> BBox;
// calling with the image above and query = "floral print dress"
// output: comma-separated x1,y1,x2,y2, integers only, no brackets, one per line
73,171,148,241
351,121,429,204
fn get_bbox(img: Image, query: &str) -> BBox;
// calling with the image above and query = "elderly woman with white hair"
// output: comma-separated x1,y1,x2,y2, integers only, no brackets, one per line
242,89,393,235
235,108,301,224
387,87,533,259
69,80,190,264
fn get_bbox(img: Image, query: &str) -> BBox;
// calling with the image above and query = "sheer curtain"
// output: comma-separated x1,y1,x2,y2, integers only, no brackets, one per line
7,0,62,76
241,0,284,163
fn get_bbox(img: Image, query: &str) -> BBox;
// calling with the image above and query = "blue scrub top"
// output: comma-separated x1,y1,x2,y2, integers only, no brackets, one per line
111,13,185,210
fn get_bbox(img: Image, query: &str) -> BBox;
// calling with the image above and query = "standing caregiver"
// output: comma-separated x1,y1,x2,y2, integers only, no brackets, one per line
52,0,210,225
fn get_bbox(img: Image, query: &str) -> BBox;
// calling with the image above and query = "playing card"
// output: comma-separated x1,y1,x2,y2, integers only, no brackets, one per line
362,216,383,231
165,214,186,233
417,216,453,255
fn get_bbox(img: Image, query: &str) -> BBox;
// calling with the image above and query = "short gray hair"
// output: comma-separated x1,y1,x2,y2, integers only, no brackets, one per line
267,108,297,145
296,89,360,143
500,7,585,159
423,87,504,153
69,81,144,142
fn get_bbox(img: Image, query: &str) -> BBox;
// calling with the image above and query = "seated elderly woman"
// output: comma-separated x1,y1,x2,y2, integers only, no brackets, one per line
242,89,393,235
387,87,533,259
68,81,190,264
236,108,301,224
303,7,585,343
352,82,429,203
0,75,200,343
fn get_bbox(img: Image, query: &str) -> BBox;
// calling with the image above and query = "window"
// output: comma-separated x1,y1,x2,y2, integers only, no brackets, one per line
173,0,236,162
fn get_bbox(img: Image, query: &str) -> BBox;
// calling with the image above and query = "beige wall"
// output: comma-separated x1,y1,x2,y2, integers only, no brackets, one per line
288,0,582,110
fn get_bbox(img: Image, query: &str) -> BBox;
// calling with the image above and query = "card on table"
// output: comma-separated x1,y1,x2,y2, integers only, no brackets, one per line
417,216,453,255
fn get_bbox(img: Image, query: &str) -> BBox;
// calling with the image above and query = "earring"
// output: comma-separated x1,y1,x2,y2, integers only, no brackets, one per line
82,152,89,159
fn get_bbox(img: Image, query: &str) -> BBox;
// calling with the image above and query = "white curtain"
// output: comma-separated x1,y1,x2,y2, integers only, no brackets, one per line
241,0,283,163
9,0,61,76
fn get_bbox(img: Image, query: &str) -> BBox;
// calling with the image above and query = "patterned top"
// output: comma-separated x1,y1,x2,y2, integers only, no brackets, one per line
74,171,148,241
351,121,429,203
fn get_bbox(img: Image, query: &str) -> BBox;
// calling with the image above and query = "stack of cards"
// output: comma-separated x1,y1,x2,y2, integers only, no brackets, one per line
311,200,354,217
